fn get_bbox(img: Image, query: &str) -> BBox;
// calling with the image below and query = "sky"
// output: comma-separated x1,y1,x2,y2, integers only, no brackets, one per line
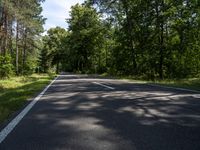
41,0,85,32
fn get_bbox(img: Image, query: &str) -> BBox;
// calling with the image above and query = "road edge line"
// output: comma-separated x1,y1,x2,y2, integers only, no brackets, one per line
147,83,200,93
0,75,59,144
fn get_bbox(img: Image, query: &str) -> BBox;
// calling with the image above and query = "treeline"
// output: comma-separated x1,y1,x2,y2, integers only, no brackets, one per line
41,0,200,79
0,0,45,78
40,4,105,74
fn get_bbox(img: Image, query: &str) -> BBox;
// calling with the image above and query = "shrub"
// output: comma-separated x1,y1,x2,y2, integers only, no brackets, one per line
0,54,14,79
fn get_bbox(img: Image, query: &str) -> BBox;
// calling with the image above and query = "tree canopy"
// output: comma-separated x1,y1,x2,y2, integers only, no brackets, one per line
41,0,199,79
1,0,199,80
0,0,45,77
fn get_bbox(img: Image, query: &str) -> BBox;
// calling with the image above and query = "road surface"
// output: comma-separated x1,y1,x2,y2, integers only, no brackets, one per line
0,73,200,150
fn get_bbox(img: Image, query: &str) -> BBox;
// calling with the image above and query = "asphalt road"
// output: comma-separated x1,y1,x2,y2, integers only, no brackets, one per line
0,73,200,150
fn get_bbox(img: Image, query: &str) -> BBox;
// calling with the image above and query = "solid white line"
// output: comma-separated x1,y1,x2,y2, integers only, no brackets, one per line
0,75,59,144
93,82,115,90
148,84,200,93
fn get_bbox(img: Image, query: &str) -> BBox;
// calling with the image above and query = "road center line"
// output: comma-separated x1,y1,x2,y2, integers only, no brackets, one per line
0,75,59,144
93,82,115,90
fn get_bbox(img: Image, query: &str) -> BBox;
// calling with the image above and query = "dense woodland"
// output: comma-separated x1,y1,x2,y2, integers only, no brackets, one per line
0,0,45,78
0,0,200,80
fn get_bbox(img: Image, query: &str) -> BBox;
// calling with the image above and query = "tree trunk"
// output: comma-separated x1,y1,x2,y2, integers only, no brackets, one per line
0,0,4,55
22,29,27,74
155,0,164,79
0,1,8,55
159,23,164,79
16,21,19,75
8,19,13,55
56,61,59,74
123,0,137,74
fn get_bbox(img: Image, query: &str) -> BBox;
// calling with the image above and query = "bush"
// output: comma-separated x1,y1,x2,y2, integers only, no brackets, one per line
0,54,14,79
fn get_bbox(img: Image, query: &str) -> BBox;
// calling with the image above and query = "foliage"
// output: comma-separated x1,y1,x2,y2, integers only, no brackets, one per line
40,4,106,74
41,1,200,80
0,0,45,76
0,54,14,79
86,0,200,79
40,27,68,73
67,3,105,73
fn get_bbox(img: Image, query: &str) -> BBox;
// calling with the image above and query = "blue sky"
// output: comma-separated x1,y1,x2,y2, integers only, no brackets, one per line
41,0,85,32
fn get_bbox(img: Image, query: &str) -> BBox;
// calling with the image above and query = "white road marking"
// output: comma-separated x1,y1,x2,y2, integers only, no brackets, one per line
148,84,200,93
193,94,200,98
93,82,115,90
0,75,59,144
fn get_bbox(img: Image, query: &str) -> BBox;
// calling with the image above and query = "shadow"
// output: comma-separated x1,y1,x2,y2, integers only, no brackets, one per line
0,76,51,124
1,74,200,150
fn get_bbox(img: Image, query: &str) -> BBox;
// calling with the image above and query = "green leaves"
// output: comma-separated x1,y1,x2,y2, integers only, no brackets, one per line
0,0,45,75
40,27,68,73
0,54,14,79
67,4,104,72
40,0,200,79
89,0,200,79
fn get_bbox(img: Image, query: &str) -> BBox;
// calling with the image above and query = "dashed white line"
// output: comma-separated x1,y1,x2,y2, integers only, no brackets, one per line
0,75,59,144
93,82,115,90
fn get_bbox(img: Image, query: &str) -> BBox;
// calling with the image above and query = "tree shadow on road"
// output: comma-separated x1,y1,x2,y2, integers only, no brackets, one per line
2,75,200,150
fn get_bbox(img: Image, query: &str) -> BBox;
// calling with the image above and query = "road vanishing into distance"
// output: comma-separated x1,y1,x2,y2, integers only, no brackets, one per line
0,73,200,150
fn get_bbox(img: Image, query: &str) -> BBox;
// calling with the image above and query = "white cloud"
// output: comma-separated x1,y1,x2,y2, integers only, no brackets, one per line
41,0,85,31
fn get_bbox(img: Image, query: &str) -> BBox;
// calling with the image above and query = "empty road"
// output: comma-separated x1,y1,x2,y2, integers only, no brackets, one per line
0,73,200,150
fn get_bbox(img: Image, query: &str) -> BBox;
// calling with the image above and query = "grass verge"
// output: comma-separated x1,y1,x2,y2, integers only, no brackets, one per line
151,78,200,92
0,74,54,124
101,73,200,92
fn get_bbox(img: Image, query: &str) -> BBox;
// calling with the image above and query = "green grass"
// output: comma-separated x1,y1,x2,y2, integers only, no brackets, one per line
0,74,54,124
151,78,200,92
120,76,200,91
100,73,200,91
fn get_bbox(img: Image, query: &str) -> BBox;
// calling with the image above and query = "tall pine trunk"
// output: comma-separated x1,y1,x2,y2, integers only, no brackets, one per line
123,0,137,74
0,1,8,55
155,0,165,79
16,21,19,75
22,29,27,74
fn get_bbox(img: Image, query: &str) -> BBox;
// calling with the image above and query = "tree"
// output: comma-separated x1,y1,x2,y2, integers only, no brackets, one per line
40,27,68,73
89,0,200,79
67,3,104,73
0,0,45,77
39,0,200,79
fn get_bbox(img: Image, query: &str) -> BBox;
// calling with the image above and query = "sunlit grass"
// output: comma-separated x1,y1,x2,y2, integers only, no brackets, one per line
101,73,200,91
0,74,54,124
152,78,200,91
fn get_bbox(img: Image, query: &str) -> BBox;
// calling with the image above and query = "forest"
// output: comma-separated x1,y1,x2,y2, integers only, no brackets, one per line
0,0,200,80
1,0,200,147
0,0,45,78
